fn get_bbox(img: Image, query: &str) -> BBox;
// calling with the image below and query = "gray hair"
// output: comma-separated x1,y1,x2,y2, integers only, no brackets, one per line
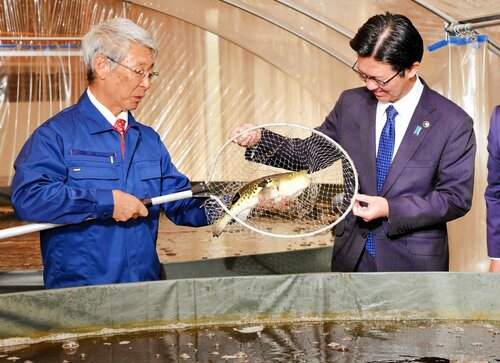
82,17,158,82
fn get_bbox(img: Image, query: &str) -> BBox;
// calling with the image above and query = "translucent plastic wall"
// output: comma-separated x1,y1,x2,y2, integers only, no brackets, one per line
0,0,499,271
0,0,126,187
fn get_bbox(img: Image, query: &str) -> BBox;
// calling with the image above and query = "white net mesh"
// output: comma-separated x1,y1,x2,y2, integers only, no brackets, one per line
204,124,358,238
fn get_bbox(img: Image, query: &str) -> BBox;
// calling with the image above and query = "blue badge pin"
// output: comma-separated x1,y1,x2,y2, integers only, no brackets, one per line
414,125,422,136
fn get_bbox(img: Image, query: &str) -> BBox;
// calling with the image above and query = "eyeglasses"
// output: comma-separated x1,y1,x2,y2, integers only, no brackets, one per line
107,56,159,81
351,61,401,88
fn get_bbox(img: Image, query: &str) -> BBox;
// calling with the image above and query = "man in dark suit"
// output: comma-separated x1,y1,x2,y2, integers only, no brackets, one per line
231,13,476,272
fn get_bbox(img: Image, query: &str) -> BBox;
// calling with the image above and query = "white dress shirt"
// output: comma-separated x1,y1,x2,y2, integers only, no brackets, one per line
87,89,128,127
375,77,424,159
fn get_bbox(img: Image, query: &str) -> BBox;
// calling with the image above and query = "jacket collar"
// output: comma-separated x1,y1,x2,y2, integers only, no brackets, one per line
76,92,141,134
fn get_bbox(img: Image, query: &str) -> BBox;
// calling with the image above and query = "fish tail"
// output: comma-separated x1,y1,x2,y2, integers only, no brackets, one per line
213,213,232,237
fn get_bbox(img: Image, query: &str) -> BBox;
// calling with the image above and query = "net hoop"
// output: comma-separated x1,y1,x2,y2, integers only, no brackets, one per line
207,123,359,239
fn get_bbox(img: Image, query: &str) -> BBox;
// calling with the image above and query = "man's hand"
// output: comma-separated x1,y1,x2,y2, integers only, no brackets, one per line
112,190,149,222
258,193,292,210
489,259,500,272
352,193,389,222
230,123,261,147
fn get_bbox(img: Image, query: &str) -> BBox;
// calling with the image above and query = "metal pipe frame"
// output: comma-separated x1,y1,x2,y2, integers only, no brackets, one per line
410,0,500,56
274,0,355,39
0,37,82,41
220,0,353,67
446,19,500,34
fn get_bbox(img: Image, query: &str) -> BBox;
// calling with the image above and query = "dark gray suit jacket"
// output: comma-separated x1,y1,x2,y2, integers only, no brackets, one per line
319,83,475,271
248,82,475,272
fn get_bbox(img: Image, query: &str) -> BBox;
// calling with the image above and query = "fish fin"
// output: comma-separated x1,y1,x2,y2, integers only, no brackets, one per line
213,205,253,237
213,213,231,237
236,208,251,222
230,191,241,206
258,180,269,188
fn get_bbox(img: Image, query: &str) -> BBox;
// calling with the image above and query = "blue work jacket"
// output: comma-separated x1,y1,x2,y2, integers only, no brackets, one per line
11,92,208,288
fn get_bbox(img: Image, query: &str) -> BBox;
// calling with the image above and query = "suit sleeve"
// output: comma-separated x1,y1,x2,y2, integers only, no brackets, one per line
386,112,476,236
486,106,500,258
243,93,347,172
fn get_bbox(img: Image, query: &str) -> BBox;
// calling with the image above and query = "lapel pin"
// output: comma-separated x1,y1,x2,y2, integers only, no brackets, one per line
423,121,430,128
414,125,422,136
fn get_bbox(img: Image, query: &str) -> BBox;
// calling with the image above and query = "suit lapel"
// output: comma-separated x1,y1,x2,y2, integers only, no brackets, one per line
360,97,378,195
380,85,436,195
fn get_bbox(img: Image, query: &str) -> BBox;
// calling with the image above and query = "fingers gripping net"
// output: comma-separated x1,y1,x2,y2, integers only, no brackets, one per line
205,123,358,238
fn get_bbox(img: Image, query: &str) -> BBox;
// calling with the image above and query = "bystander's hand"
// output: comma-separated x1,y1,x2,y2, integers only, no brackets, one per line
230,123,261,147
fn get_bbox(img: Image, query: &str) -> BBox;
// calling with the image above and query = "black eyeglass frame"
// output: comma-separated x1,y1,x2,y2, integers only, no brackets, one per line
107,56,159,81
351,61,402,88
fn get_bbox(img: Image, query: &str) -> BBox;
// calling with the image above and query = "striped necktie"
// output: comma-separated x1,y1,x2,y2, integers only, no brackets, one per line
365,105,398,257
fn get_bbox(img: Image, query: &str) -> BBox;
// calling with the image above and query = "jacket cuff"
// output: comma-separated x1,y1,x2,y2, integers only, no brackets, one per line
96,190,114,219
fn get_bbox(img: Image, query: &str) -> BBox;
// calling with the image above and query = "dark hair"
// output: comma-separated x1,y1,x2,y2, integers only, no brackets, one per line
349,13,423,72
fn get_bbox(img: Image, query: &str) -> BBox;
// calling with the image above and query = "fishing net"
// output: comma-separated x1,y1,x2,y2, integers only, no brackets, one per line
204,123,358,238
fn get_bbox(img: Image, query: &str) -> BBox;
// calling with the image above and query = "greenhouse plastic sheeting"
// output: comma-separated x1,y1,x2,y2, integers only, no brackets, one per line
0,272,499,346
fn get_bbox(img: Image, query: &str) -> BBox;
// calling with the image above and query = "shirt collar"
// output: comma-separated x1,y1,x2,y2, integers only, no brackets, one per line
86,89,128,127
377,76,424,120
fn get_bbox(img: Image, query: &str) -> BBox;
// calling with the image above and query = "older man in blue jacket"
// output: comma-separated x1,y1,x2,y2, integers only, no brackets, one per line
11,18,208,288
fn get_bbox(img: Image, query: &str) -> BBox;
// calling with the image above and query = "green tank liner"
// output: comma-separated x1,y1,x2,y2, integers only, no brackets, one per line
0,268,499,348
0,246,333,294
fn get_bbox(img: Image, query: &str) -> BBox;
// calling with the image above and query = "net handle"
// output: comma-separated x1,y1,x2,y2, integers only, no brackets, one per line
0,185,208,240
